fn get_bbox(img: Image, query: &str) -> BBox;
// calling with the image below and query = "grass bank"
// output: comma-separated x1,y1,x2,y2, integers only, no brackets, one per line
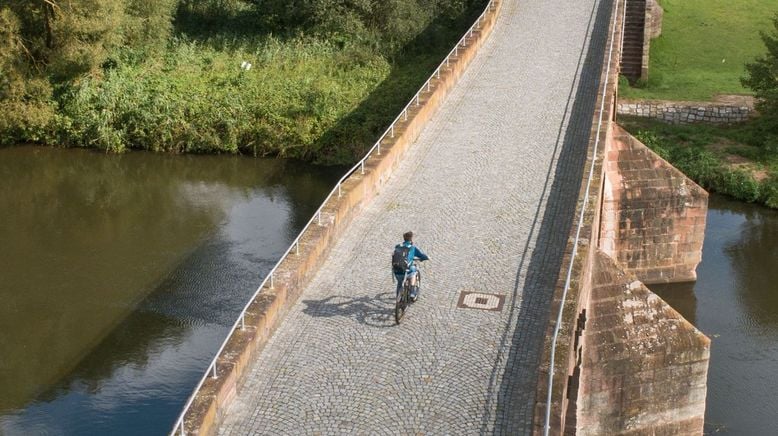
620,0,776,101
620,117,778,208
1,0,486,165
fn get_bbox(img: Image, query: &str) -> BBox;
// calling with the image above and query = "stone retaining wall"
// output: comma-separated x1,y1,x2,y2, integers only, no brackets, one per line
617,98,755,124
178,2,503,435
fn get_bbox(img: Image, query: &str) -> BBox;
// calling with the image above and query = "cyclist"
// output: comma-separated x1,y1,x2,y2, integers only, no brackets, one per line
392,231,429,302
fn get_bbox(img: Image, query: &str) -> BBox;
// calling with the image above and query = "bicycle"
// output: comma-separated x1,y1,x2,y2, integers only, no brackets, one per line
395,262,422,325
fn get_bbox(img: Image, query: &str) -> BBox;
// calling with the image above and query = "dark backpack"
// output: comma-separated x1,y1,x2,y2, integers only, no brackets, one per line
392,245,411,273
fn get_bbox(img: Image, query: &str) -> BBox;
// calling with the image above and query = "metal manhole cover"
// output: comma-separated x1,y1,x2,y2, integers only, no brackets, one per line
457,292,505,312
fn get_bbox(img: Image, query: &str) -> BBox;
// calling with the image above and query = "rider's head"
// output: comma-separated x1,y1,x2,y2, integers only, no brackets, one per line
403,231,413,242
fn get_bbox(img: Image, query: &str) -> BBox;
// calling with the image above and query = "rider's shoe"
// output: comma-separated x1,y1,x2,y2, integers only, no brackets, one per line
410,286,419,302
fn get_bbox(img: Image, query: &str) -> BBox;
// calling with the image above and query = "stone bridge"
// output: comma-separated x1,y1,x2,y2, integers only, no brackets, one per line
177,0,710,434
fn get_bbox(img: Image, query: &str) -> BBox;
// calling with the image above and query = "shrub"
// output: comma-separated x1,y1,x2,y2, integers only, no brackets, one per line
635,129,671,160
718,169,761,203
742,14,778,150
762,174,778,208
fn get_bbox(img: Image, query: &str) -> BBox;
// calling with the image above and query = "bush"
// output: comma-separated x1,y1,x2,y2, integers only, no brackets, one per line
761,175,778,208
717,169,761,202
635,129,671,160
57,38,391,158
742,14,778,150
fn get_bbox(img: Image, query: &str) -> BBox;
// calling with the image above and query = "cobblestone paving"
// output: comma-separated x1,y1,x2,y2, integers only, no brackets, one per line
218,0,611,434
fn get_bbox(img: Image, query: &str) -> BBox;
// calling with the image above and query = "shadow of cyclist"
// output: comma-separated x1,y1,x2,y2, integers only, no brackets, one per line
301,292,397,328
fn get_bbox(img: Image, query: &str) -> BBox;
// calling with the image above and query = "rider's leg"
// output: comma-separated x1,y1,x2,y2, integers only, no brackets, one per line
407,271,419,300
395,274,404,296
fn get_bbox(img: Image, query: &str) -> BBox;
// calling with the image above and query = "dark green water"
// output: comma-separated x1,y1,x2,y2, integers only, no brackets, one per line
651,195,778,435
0,146,343,435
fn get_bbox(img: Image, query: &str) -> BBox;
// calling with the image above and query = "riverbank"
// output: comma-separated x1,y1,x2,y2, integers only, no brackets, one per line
0,1,487,165
619,117,778,208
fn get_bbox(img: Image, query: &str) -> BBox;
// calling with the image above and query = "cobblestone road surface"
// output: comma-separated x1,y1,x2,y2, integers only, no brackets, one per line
219,0,612,434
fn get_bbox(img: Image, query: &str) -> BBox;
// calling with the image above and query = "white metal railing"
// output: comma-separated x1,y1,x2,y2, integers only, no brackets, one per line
542,0,624,435
171,1,497,434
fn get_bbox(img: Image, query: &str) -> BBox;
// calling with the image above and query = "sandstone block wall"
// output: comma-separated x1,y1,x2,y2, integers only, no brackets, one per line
600,125,707,284
617,98,754,124
576,251,709,435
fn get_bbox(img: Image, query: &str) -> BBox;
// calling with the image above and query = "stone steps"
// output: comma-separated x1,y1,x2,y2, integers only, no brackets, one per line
620,0,647,82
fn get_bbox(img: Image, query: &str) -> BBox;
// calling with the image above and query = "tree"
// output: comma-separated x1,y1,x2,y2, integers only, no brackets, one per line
0,0,177,144
742,14,778,149
0,7,55,144
122,0,178,56
250,0,478,53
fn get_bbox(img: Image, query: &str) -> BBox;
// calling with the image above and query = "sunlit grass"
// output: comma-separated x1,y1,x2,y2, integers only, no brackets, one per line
620,0,776,101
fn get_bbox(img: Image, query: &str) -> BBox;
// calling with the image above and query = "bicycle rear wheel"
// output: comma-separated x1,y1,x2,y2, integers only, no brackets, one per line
395,284,409,324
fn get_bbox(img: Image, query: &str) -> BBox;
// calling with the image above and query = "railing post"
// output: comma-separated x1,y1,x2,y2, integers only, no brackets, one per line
391,125,395,138
270,273,274,289
211,362,217,378
318,211,322,225
415,94,420,106
361,161,365,174
240,314,245,331
454,46,458,57
377,143,381,155
427,81,431,92
338,184,342,197
403,109,408,121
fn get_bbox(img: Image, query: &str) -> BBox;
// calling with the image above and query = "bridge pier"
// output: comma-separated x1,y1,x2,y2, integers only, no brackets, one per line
576,251,710,434
600,125,708,284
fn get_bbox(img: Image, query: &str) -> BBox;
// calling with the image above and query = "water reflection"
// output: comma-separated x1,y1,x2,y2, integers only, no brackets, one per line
722,203,778,332
649,281,697,327
0,146,343,434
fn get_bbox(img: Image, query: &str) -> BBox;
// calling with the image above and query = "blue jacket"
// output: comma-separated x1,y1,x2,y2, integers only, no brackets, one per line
394,241,429,274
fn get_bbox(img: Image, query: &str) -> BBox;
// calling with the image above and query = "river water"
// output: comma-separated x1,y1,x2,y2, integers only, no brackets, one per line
651,195,778,435
0,146,343,435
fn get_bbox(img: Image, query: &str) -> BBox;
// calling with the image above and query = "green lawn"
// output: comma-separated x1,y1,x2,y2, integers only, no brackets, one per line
620,0,777,101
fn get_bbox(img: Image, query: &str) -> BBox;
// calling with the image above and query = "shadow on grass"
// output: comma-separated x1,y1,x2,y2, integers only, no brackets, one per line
310,4,489,164
174,3,274,42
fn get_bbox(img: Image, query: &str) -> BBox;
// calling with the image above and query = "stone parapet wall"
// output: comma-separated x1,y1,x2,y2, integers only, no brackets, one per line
617,98,755,124
179,2,504,434
600,125,707,284
576,252,710,435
